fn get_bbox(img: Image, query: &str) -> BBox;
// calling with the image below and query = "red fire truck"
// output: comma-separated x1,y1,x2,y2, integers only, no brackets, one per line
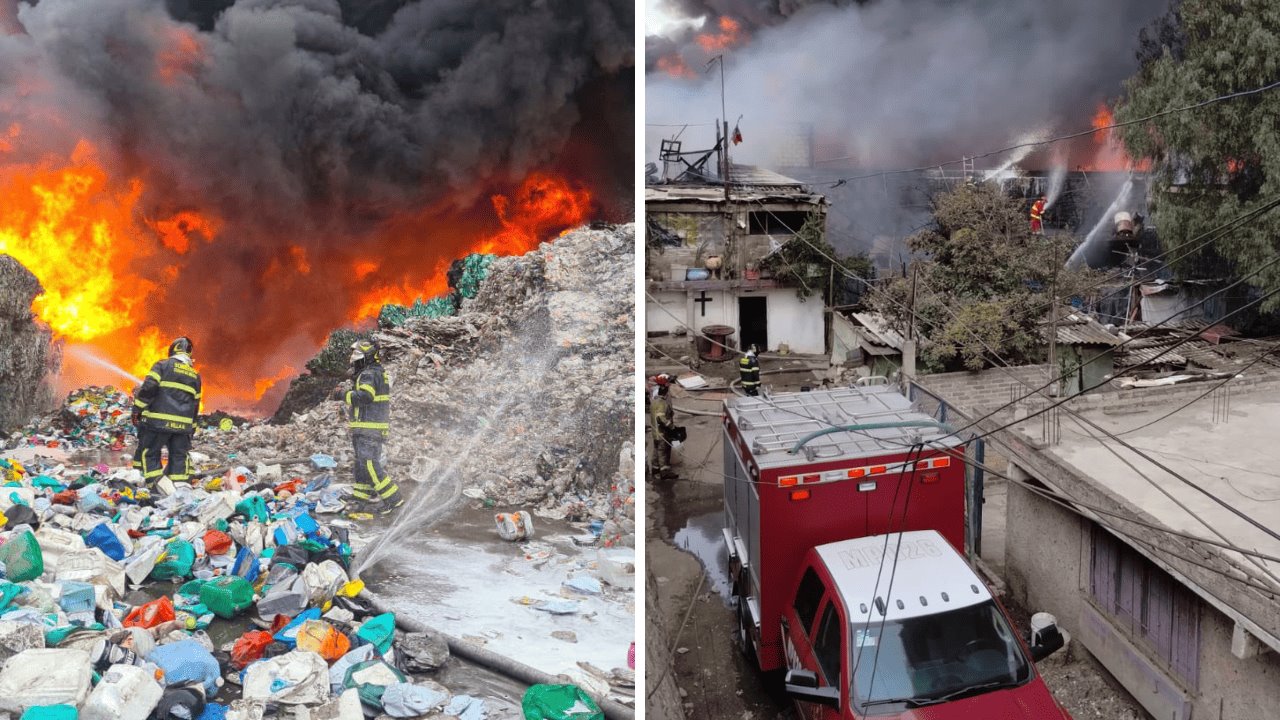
722,386,1070,718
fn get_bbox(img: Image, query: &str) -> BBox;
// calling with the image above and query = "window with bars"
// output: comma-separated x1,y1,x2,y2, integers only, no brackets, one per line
1089,525,1201,688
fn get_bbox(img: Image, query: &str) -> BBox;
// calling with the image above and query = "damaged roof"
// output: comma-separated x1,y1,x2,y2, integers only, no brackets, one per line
646,163,826,206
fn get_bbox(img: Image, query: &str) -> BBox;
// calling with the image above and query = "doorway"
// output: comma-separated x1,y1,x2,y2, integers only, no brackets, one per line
738,296,768,352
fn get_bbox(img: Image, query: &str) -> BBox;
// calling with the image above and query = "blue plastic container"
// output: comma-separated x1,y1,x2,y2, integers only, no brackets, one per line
58,581,96,614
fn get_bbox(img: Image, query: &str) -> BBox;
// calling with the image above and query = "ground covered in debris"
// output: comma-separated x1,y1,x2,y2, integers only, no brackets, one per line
0,225,637,720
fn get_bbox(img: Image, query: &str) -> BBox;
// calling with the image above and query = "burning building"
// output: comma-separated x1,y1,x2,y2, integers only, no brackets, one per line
0,0,633,414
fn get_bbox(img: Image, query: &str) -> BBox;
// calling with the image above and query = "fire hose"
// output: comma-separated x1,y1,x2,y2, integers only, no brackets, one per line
361,590,635,720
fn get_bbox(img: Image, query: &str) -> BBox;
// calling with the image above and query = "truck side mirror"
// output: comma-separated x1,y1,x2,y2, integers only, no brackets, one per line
1029,613,1065,662
784,669,840,709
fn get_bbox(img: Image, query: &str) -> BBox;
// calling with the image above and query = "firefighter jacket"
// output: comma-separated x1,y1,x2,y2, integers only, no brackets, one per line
346,363,391,437
650,396,674,437
1030,199,1046,222
739,355,761,386
134,355,202,434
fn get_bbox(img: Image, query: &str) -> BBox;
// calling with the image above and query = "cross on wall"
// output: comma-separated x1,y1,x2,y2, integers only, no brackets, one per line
693,291,713,317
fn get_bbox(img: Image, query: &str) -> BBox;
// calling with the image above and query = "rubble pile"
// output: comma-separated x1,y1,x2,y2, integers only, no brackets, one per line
0,255,56,432
209,224,636,530
0,455,498,719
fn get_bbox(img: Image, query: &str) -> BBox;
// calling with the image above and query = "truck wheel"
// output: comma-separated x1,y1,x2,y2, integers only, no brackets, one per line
736,595,757,664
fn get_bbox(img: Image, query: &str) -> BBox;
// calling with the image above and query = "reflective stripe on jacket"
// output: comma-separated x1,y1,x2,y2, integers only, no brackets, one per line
346,363,391,436
134,356,202,433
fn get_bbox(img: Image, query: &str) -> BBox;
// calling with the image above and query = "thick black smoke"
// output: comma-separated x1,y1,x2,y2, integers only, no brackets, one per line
0,0,632,405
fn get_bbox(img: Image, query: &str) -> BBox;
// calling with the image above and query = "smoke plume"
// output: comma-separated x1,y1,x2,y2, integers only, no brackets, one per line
0,0,632,410
647,0,1168,168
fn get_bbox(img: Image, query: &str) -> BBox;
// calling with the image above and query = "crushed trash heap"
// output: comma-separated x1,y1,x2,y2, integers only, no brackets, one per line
203,224,636,532
0,456,483,720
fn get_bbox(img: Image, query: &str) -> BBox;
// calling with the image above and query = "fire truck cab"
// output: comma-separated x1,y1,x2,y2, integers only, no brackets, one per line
722,386,1070,718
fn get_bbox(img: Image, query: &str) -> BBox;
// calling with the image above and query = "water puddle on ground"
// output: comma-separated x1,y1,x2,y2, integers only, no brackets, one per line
672,510,733,604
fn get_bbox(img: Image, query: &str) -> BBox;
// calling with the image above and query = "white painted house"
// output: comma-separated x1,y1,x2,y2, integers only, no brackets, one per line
645,165,828,355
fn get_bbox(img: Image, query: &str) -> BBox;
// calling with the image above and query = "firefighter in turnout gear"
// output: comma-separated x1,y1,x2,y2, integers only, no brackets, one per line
650,382,675,477
1030,195,1046,235
739,348,761,396
342,339,403,515
131,337,201,485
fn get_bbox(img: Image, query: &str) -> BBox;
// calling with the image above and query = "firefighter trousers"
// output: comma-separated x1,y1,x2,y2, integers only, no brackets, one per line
352,433,402,506
132,429,193,482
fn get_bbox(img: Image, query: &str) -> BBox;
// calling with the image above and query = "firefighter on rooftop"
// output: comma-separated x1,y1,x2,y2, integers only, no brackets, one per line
131,337,201,485
1030,194,1047,235
338,339,404,516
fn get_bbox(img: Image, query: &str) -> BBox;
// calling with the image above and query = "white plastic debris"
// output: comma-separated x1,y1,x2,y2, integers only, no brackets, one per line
0,648,94,712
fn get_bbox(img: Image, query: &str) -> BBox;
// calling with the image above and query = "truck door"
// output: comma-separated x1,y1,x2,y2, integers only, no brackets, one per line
783,566,846,720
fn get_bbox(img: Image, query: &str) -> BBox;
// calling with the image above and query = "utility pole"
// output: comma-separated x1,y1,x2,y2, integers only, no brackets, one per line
1047,237,1060,397
709,54,730,202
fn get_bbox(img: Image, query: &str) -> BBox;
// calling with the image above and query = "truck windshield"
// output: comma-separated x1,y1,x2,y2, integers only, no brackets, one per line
850,600,1031,712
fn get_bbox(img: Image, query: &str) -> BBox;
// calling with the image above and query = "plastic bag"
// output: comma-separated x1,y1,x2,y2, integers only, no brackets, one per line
150,540,196,581
85,523,127,561
294,620,350,663
381,682,448,718
230,631,274,670
354,613,395,655
0,530,44,582
522,684,603,720
149,639,221,696
395,631,450,673
202,531,232,556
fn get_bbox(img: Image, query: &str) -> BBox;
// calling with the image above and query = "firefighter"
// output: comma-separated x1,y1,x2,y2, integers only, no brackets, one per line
739,348,761,396
1030,195,1047,235
131,337,201,486
650,383,675,476
340,339,404,515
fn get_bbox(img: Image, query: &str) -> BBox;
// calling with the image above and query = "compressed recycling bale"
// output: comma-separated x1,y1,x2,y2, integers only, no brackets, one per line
0,648,94,713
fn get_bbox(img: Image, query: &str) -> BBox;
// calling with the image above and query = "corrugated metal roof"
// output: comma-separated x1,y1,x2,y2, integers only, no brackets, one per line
1051,317,1122,346
644,184,825,205
1119,342,1187,367
727,164,806,188
850,311,907,351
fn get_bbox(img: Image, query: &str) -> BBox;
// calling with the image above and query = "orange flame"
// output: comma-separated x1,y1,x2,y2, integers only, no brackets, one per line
1078,104,1151,172
656,55,697,80
348,172,592,320
0,141,154,340
696,16,745,53
156,26,205,84
1,135,591,413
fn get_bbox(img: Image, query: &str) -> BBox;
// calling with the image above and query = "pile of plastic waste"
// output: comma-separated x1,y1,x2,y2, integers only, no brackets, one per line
16,387,137,452
378,253,496,328
0,456,490,720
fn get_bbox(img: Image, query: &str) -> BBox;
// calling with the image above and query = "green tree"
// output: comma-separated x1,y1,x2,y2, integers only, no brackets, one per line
759,212,874,305
870,183,1098,371
1115,0,1280,306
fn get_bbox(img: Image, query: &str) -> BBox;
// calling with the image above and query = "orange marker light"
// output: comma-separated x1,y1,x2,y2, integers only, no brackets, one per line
779,476,798,487
789,489,811,501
